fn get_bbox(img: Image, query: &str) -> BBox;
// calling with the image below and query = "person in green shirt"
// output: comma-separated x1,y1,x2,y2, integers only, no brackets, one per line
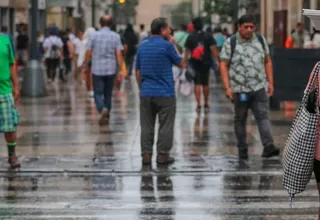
0,34,20,169
173,24,189,54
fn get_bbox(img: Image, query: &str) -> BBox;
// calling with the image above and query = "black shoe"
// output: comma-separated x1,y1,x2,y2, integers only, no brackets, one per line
262,145,280,158
238,148,248,160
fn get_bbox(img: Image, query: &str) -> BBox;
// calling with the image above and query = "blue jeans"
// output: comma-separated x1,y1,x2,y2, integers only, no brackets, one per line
92,74,115,113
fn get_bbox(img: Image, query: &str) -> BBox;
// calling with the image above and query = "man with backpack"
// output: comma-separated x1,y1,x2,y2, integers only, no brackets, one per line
43,29,63,82
220,14,280,160
183,17,219,113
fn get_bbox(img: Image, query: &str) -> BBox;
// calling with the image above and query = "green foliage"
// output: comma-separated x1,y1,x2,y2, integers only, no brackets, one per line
170,1,193,28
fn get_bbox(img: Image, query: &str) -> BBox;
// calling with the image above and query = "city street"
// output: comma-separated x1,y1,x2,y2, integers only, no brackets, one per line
0,79,317,219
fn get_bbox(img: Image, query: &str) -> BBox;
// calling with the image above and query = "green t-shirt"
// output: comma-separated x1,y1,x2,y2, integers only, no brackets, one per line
0,34,14,95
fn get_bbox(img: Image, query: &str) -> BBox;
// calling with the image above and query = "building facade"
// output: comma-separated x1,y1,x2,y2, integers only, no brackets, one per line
260,0,317,43
135,0,184,30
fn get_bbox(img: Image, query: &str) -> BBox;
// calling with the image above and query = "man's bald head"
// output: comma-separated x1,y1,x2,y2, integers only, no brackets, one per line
100,15,113,27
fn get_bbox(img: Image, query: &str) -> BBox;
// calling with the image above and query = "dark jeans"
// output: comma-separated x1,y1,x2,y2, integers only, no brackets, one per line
140,97,176,155
234,88,274,150
46,58,59,80
92,74,115,113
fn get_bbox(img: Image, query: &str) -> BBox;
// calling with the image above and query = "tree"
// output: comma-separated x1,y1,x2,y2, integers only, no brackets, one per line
112,0,139,24
170,1,193,28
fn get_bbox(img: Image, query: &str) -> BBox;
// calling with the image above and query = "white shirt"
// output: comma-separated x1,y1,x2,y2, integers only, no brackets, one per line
73,37,81,55
43,36,63,58
69,33,76,43
139,31,148,43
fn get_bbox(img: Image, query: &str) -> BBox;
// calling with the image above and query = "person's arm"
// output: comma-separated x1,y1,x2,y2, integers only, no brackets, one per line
167,42,184,68
209,36,219,68
135,49,141,89
219,38,233,100
67,40,74,60
115,35,125,73
84,34,94,67
43,38,49,53
183,35,191,64
58,38,64,60
261,36,274,96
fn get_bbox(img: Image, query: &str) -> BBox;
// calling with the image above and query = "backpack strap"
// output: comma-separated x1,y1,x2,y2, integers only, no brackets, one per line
255,34,266,51
230,34,237,61
229,33,266,61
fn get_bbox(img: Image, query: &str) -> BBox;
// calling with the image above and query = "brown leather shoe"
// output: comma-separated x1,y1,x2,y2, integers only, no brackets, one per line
142,154,152,165
156,154,175,165
8,156,21,169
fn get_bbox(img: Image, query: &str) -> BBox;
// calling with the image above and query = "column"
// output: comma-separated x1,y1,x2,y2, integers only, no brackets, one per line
288,0,292,35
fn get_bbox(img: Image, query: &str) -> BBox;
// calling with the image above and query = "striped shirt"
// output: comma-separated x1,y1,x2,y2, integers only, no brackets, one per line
136,36,182,97
87,27,123,76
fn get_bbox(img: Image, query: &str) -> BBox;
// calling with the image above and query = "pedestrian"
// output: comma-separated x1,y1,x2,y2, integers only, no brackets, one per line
78,27,96,97
292,22,310,48
173,24,189,54
60,30,74,80
220,14,280,160
84,15,125,125
0,34,21,168
123,24,138,77
73,30,83,82
135,17,184,165
183,17,220,113
139,24,149,43
42,29,64,83
16,25,29,68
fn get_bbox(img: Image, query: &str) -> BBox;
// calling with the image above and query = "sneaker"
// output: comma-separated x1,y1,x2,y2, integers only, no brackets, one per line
88,91,94,97
98,108,108,125
262,145,280,158
196,105,201,113
142,154,152,165
8,156,21,169
156,154,175,165
238,148,248,160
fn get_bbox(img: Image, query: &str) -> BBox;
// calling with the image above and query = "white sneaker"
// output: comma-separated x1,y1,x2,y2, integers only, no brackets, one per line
99,108,108,125
88,91,94,97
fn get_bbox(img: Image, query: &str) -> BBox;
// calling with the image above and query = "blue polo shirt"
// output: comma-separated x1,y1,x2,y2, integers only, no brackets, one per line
136,36,182,97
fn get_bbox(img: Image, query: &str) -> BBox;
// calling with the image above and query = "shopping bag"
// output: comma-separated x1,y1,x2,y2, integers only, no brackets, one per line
282,62,320,203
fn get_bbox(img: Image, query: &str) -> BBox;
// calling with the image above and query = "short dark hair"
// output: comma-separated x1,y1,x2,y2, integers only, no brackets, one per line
180,24,187,31
297,22,303,27
192,17,203,31
150,17,167,35
140,24,145,30
1,26,8,32
100,16,113,27
238,14,256,26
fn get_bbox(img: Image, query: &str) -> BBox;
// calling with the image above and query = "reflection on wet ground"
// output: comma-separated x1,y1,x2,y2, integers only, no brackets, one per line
0,79,317,219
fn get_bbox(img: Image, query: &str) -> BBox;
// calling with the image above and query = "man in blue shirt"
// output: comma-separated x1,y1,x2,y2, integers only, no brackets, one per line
135,17,184,165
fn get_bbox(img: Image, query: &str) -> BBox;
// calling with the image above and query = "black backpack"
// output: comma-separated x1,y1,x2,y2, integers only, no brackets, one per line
229,33,265,61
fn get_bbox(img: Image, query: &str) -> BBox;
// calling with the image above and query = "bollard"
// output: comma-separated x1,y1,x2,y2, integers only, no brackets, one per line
20,60,48,97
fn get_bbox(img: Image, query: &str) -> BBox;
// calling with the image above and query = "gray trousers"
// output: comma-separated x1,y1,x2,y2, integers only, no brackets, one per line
140,97,176,155
234,88,274,150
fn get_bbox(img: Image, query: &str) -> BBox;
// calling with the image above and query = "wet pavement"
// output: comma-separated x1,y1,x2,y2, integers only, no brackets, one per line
0,78,318,219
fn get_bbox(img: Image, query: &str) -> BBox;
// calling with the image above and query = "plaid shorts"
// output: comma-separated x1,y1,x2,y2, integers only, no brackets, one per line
0,93,19,132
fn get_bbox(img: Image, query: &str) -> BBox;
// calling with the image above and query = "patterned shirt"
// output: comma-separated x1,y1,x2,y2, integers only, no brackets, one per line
220,33,269,93
136,36,182,97
87,27,123,76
